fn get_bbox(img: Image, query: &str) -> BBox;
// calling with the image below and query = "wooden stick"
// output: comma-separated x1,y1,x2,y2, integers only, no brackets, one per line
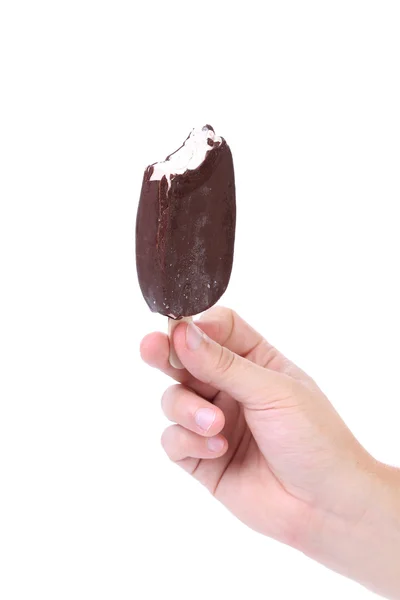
168,316,193,369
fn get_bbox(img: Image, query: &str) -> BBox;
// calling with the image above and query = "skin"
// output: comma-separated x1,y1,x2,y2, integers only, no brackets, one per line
140,307,400,599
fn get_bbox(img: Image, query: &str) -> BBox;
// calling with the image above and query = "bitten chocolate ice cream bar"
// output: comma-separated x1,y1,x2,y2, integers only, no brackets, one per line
136,125,236,321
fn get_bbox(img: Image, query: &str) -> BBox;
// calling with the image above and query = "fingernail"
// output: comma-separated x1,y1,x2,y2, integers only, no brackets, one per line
195,407,216,432
207,436,225,453
186,322,204,351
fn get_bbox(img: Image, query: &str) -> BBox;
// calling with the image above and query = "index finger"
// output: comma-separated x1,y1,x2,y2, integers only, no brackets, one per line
140,307,266,400
140,332,218,400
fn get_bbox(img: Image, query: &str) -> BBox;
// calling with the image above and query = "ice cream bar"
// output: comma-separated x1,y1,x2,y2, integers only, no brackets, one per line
136,125,236,321
136,125,236,367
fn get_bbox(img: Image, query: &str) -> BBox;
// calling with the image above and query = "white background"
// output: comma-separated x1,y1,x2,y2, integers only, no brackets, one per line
1,1,399,598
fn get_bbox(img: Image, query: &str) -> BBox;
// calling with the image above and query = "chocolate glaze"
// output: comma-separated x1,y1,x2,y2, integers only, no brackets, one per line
136,127,236,319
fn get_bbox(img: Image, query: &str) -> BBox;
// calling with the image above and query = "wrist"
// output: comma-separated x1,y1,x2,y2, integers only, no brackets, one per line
299,457,400,598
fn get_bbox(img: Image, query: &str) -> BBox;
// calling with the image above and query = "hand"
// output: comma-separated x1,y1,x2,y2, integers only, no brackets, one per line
140,307,400,598
141,307,372,540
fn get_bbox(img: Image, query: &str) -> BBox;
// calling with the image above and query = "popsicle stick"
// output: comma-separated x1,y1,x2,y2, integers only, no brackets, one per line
168,316,193,369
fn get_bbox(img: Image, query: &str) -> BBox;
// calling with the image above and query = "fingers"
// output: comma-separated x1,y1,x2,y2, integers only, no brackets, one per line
173,321,290,409
161,384,225,437
140,307,309,403
161,425,228,462
198,306,265,358
200,307,309,381
139,308,267,400
140,332,217,400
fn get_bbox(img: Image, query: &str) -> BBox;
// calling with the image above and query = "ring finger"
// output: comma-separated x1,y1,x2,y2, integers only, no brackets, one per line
161,384,225,437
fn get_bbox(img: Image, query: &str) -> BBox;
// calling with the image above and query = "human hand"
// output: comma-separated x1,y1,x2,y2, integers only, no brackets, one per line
140,307,400,598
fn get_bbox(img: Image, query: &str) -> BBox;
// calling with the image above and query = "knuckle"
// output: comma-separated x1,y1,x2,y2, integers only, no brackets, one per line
202,306,236,334
160,427,171,451
214,345,236,378
160,425,178,460
216,306,236,320
161,425,191,463
217,307,236,338
261,343,280,369
161,384,180,412
160,391,169,414
202,305,230,320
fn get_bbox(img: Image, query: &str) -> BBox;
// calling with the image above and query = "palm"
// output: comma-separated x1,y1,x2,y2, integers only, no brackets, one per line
179,388,301,537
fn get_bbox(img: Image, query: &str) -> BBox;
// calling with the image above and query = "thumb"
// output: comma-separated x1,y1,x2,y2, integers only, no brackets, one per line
173,321,289,408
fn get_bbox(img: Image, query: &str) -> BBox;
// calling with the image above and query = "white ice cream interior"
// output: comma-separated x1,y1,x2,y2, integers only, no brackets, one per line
150,126,221,187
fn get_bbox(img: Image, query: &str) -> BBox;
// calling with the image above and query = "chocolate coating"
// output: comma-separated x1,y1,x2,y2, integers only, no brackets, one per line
136,128,236,319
